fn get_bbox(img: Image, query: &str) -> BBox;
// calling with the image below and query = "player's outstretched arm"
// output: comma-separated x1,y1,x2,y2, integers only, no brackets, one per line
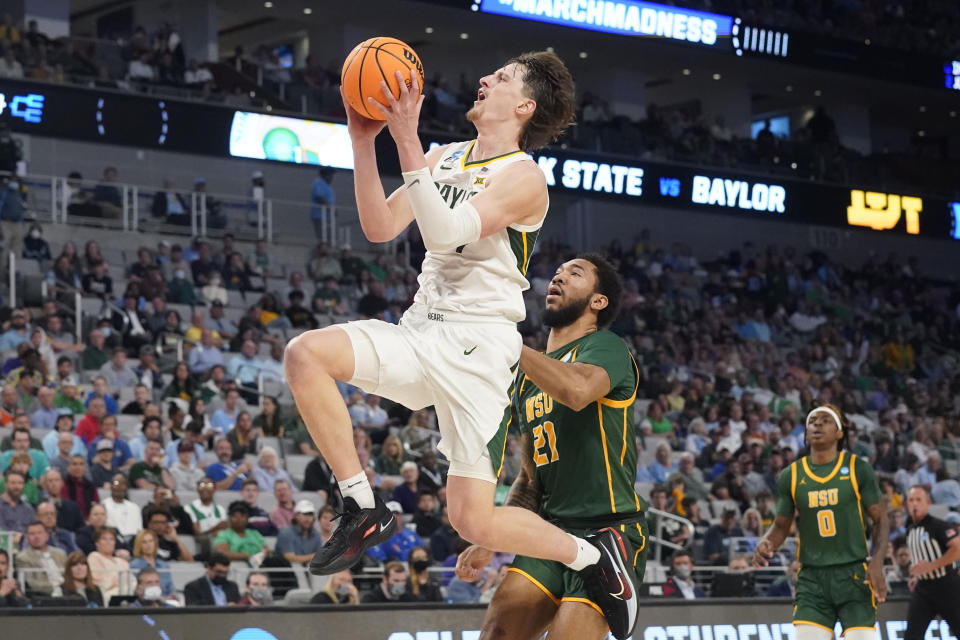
753,514,793,568
865,501,889,603
518,345,611,412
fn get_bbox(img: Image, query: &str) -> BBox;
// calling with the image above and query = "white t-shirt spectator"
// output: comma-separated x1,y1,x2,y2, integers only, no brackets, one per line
185,67,213,85
349,402,388,430
187,499,227,534
104,498,143,537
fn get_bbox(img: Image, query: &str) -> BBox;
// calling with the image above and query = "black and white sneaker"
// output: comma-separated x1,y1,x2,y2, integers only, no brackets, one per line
308,495,397,575
579,527,639,640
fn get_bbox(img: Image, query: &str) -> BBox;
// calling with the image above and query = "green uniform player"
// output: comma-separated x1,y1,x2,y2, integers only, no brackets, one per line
755,404,889,640
458,254,647,640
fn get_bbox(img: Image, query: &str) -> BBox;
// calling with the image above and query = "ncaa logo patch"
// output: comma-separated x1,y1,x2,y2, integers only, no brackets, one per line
840,467,849,474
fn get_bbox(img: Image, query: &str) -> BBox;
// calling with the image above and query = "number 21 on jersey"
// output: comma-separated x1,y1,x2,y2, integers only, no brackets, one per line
808,488,838,537
532,421,559,467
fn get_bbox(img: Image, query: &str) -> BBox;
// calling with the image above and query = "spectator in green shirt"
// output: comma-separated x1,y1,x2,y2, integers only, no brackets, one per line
129,440,174,490
641,401,674,436
54,376,86,415
0,452,41,504
168,269,197,305
213,501,268,563
81,329,110,371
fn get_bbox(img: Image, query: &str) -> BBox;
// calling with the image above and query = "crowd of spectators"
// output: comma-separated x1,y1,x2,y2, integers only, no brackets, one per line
0,213,957,606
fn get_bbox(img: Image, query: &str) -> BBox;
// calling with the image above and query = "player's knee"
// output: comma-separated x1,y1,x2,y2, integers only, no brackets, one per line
844,629,876,640
284,328,351,382
479,619,511,640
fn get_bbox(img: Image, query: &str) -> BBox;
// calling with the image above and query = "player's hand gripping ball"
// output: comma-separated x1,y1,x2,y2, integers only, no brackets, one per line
341,37,425,120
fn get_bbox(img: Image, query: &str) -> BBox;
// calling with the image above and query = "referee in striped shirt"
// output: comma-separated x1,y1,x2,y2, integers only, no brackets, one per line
904,485,960,640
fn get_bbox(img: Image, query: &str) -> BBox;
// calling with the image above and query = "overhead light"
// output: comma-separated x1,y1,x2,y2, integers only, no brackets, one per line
813,89,822,96
303,7,312,14
459,32,469,39
951,110,957,118
545,46,554,53
682,68,691,76
712,73,721,80
785,85,793,92
425,27,434,34
578,51,588,59
263,1,273,6
864,38,871,45
790,162,797,169
919,105,927,112
918,130,925,137
470,3,479,10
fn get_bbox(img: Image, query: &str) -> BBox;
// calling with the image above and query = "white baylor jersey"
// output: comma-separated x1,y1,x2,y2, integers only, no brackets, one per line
413,139,546,323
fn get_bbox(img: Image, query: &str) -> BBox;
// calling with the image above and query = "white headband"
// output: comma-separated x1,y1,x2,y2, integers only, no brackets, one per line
806,406,842,434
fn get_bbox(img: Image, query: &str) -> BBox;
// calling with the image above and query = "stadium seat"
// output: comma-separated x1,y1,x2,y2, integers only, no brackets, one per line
293,492,324,511
280,588,314,606
127,489,155,507
260,436,282,457
29,427,51,442
116,414,142,439
257,492,278,513
634,482,653,501
929,504,950,519
710,499,740,519
169,561,206,592
285,455,312,487
179,535,197,556
219,490,243,505
226,289,246,308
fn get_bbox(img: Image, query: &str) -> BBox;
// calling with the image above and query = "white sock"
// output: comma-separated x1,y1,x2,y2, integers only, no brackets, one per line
564,534,601,571
338,471,375,509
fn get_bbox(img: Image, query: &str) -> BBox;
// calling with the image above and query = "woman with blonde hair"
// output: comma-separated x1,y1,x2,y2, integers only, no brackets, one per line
86,527,131,601
375,435,406,476
310,569,359,604
129,529,175,596
61,551,104,606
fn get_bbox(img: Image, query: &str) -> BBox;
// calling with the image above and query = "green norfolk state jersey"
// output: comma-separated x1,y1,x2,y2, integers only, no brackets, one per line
775,450,881,567
515,330,647,521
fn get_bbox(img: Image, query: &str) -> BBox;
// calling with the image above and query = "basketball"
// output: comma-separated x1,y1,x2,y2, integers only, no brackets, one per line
341,37,425,120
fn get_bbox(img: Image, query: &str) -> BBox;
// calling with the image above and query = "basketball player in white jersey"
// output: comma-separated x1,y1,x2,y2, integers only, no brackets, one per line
284,51,639,636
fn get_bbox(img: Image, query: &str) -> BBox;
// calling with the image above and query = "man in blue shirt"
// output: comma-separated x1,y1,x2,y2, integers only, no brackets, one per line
0,310,30,351
86,416,134,472
205,302,238,341
205,437,251,491
309,168,336,240
162,425,204,469
276,499,323,565
210,388,241,434
188,328,224,374
226,340,263,388
42,413,84,462
183,552,240,605
30,386,59,430
84,376,119,415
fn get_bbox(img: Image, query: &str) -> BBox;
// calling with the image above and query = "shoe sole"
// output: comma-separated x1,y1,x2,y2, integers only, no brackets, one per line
308,515,399,576
594,527,639,640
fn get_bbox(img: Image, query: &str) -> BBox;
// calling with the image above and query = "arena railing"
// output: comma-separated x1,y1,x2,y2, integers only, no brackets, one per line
646,507,695,563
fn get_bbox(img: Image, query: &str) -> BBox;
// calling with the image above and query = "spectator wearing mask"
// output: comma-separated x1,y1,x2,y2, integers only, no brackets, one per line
60,551,103,606
130,567,174,607
276,499,323,566
15,520,67,596
363,561,416,603
237,571,273,606
661,551,705,599
408,545,442,602
310,569,359,604
183,553,240,605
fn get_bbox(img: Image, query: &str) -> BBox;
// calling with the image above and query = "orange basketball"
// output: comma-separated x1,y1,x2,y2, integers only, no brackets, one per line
341,37,425,120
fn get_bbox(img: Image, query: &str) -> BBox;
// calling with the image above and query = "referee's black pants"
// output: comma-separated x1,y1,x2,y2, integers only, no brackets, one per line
905,575,960,640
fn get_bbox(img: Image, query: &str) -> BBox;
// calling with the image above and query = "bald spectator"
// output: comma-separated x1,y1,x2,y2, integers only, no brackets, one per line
98,348,138,393
75,396,107,445
0,470,34,541
39,469,84,532
81,329,109,371
0,385,19,425
188,328,224,374
31,386,59,430
31,501,79,554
